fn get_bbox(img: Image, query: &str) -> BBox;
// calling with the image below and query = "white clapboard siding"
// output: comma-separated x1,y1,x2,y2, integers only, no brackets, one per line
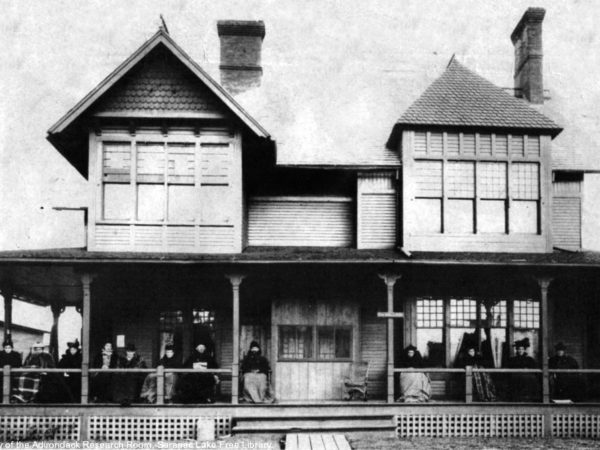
358,172,397,249
552,197,581,249
360,309,387,399
95,225,131,250
359,194,396,248
248,197,353,247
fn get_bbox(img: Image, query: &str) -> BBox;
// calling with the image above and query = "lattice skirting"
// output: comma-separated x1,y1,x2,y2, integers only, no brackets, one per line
88,416,231,441
0,416,80,441
553,414,600,438
396,414,543,438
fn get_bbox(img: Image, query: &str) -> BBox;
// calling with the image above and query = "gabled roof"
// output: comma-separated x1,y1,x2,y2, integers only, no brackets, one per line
47,29,269,138
395,58,562,136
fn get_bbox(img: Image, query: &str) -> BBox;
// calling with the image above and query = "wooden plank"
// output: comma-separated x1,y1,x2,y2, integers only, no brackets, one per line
309,434,326,450
286,434,299,450
332,435,351,450
298,434,311,450
321,435,338,450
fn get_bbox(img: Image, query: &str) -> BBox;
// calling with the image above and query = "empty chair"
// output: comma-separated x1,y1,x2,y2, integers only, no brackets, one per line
343,362,370,401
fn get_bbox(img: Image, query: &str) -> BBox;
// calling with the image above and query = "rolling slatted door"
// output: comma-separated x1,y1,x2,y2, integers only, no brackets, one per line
552,197,581,249
248,198,354,247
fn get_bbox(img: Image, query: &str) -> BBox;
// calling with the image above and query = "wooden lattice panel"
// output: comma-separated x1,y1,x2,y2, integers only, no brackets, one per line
396,414,543,438
0,415,80,441
553,414,600,438
88,416,231,441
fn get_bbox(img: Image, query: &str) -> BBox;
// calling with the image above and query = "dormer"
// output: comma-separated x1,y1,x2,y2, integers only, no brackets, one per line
389,58,562,253
46,28,270,253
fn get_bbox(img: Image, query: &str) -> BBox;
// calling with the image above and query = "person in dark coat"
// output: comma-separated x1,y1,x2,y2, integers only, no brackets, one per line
140,344,182,403
91,342,121,402
549,342,580,401
506,338,539,402
58,340,82,402
180,343,219,403
112,343,147,406
241,341,274,403
457,346,497,402
0,339,22,369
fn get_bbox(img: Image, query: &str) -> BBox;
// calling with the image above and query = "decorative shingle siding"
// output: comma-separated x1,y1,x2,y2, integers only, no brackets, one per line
397,59,561,133
94,46,226,114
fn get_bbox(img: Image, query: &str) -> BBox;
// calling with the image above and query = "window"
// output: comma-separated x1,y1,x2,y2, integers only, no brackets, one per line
278,325,352,361
411,132,541,235
159,310,184,357
414,297,538,367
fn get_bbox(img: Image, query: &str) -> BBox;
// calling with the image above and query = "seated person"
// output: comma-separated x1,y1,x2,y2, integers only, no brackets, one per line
396,345,431,403
180,343,219,403
505,338,538,402
58,339,82,402
457,346,497,402
13,342,71,403
112,343,146,405
549,342,580,401
241,341,274,403
140,344,182,403
0,339,21,401
91,341,122,402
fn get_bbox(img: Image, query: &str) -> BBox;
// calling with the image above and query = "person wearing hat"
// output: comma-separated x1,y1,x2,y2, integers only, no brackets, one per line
241,341,274,403
549,342,579,401
140,344,182,404
58,340,82,402
0,338,22,369
181,343,219,403
505,338,538,402
112,343,147,406
396,345,431,403
91,341,122,402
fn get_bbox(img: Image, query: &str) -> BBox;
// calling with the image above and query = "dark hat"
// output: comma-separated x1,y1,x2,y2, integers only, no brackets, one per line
165,344,174,351
249,340,260,350
67,339,80,349
2,339,13,347
555,342,567,351
125,343,136,352
405,345,417,352
513,338,530,349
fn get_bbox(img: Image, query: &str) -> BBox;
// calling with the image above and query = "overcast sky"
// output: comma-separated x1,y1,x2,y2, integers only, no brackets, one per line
1,0,599,250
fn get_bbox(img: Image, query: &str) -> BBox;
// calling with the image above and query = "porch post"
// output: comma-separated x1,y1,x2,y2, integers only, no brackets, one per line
226,274,245,405
81,273,94,405
2,287,13,343
378,273,402,404
535,276,553,404
50,301,65,363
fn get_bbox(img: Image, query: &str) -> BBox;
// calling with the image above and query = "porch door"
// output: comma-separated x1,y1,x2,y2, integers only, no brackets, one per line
272,299,358,401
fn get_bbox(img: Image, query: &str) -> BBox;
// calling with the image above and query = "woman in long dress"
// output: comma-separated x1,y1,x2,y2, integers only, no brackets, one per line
397,345,431,403
241,341,274,403
458,346,497,401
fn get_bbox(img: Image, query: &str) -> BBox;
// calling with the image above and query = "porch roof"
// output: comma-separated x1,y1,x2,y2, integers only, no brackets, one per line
1,247,600,267
1,247,599,307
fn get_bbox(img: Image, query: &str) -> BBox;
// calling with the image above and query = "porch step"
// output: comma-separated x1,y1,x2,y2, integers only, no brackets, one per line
233,415,396,434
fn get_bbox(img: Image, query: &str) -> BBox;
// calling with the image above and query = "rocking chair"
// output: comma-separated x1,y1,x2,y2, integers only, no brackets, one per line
342,362,370,401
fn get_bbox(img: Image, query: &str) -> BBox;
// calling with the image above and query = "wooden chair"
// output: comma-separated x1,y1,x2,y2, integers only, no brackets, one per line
342,362,370,401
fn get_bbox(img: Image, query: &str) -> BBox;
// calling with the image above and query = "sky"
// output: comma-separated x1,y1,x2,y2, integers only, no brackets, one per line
1,0,600,250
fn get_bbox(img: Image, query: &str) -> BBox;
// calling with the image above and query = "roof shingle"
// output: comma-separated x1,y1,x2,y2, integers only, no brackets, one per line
397,58,562,135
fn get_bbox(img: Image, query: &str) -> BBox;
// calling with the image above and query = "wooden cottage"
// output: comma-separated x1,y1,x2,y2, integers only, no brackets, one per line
1,7,600,441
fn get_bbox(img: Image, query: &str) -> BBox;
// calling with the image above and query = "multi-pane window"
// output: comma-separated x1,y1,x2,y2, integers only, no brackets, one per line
412,132,542,235
514,300,540,329
415,297,538,367
279,325,352,361
279,326,313,360
193,309,215,328
449,298,477,327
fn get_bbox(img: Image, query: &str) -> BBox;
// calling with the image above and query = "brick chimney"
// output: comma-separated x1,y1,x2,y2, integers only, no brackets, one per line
511,7,545,104
217,20,265,95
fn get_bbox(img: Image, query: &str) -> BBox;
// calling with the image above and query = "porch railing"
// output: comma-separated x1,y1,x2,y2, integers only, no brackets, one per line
2,366,232,405
394,367,600,403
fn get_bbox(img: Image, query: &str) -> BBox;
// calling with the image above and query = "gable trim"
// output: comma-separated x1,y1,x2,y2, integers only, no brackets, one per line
47,29,269,138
